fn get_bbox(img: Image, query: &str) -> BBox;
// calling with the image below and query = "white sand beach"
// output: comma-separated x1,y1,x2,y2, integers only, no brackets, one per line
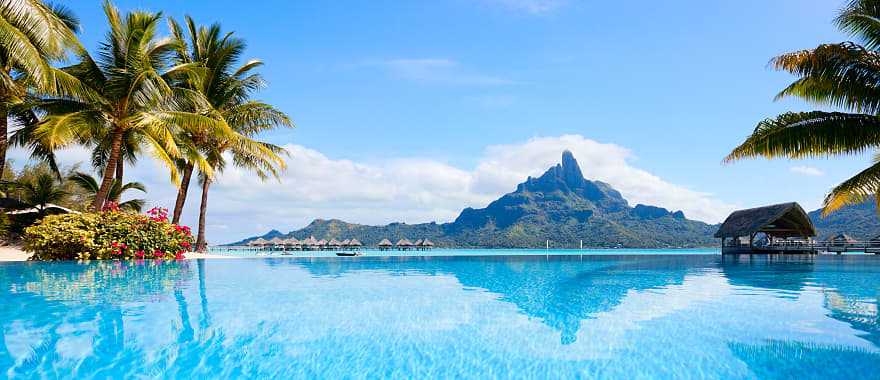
0,246,240,262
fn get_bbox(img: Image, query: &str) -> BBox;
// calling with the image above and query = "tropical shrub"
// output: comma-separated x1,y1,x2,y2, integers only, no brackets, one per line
24,207,193,261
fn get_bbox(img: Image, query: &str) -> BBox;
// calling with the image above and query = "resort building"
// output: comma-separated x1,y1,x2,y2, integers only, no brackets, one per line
715,202,817,254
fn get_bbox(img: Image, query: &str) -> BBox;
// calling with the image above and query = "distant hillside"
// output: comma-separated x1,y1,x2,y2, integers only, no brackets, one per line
810,200,880,240
230,151,717,248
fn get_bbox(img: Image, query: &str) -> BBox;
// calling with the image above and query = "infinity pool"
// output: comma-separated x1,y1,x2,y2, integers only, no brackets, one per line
2,254,879,379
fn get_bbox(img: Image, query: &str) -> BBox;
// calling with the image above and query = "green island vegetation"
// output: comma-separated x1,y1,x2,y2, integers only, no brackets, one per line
0,1,290,259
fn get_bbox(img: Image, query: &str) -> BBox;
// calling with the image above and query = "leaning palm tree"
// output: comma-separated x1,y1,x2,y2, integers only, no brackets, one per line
68,171,146,212
0,1,83,176
167,17,291,245
726,0,880,215
34,1,232,211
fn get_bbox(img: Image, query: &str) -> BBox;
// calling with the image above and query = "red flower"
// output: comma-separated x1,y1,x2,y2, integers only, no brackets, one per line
180,241,191,249
135,250,145,258
102,201,120,212
175,251,185,260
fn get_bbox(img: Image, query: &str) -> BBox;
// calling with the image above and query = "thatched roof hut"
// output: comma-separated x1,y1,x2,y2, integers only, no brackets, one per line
714,202,816,254
283,238,300,246
396,238,414,247
317,239,327,246
341,239,351,246
414,239,423,246
420,239,434,247
269,237,284,246
328,238,342,247
249,238,269,246
349,239,363,247
377,239,392,247
715,202,815,239
302,236,319,246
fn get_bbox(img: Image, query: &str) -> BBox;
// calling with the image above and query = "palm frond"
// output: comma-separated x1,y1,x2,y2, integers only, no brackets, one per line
823,157,880,214
725,111,880,162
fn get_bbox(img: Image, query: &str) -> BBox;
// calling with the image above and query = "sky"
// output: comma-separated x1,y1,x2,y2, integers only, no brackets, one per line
9,0,872,243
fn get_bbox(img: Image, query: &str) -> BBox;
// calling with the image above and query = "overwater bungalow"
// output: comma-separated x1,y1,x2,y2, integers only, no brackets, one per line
349,239,363,250
328,239,342,249
419,239,434,250
377,239,393,251
715,202,817,254
302,236,319,251
249,238,270,249
283,238,300,250
396,238,415,251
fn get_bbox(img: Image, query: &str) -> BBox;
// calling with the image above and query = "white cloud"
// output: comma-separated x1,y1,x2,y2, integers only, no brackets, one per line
370,58,514,86
9,135,735,243
790,166,824,177
484,0,568,13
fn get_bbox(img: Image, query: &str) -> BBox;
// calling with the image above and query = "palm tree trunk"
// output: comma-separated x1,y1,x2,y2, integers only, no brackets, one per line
0,106,8,179
93,129,123,211
172,163,194,224
195,177,210,252
115,159,123,183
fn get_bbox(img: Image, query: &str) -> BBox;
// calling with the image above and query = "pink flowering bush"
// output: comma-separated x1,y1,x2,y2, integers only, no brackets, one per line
24,207,194,261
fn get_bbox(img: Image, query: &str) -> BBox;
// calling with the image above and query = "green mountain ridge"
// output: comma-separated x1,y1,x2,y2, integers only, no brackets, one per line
231,153,880,248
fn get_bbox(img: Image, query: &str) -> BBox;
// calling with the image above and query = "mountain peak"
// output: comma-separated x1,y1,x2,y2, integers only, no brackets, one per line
560,150,584,188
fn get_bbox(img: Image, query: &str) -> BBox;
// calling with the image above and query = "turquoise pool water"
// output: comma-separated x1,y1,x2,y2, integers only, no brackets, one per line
2,253,879,379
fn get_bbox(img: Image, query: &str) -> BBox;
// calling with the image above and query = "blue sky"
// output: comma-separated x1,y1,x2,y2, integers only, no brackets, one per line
23,0,870,241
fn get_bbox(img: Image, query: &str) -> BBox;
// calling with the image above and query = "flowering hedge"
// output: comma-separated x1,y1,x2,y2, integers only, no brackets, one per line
24,207,194,261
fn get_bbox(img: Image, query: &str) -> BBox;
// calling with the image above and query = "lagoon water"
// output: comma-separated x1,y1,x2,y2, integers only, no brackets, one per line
2,252,880,379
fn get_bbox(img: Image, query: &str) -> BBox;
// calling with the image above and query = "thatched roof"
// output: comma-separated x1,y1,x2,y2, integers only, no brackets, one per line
349,239,362,246
414,239,423,246
269,237,284,245
328,238,342,246
420,239,434,247
396,238,414,246
250,238,269,246
829,233,857,244
714,202,815,238
317,239,327,246
341,239,351,246
283,238,300,245
302,236,319,246
377,239,392,246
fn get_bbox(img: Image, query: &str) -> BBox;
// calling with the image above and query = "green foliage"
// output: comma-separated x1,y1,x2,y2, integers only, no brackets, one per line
24,208,194,261
726,1,880,215
68,171,147,212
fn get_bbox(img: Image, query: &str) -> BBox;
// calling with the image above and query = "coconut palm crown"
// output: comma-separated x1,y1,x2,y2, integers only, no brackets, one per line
726,0,880,215
33,1,234,211
168,16,291,250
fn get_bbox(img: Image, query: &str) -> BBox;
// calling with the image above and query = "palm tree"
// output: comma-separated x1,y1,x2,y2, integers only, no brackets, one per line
68,171,146,212
167,17,291,245
15,172,67,217
726,0,880,215
0,1,82,176
34,1,233,211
